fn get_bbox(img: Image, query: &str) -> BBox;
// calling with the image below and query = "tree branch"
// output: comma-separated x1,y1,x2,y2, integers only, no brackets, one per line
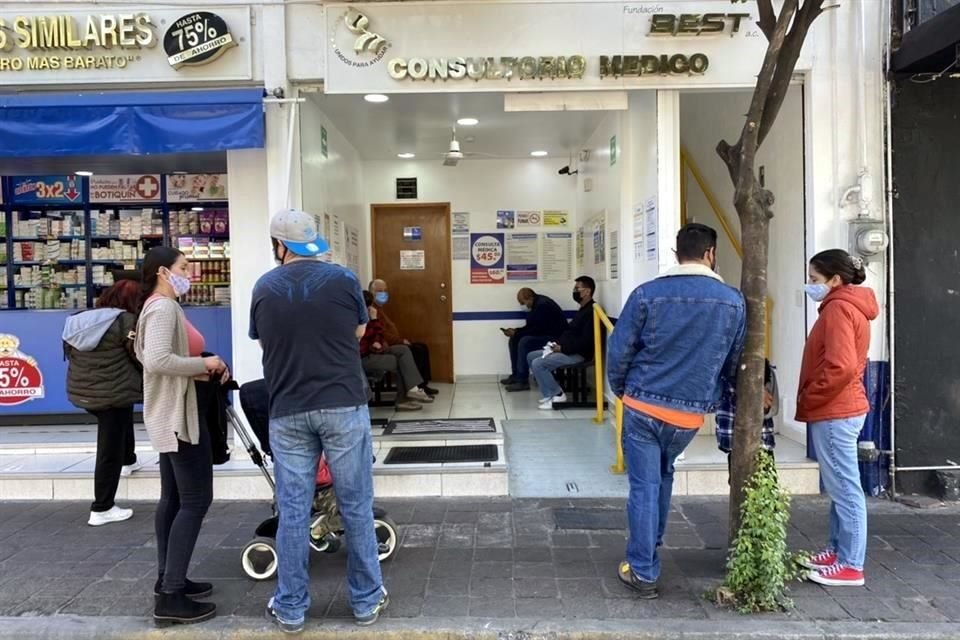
757,0,777,41
756,0,827,148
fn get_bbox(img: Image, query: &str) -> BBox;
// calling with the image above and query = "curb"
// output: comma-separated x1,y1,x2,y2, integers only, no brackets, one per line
2,616,960,640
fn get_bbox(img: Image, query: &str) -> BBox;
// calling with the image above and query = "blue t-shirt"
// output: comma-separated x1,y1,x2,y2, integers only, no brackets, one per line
249,260,369,419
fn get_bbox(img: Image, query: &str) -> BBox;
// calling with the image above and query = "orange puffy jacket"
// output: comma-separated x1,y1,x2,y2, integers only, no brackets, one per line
795,285,879,423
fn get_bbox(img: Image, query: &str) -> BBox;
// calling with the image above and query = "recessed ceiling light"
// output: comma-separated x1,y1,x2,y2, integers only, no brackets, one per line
171,171,188,175
530,151,548,157
397,153,416,159
364,94,389,103
457,117,479,126
75,170,93,176
191,207,204,212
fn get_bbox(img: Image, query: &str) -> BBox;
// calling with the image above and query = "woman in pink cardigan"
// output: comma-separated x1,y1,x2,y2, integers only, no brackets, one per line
136,247,229,627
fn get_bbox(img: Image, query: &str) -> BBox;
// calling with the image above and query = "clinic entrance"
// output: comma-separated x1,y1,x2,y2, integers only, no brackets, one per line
371,202,454,383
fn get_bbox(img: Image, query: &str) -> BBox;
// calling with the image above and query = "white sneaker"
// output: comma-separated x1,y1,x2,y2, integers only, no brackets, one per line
676,452,686,462
407,388,434,403
88,506,133,527
120,461,143,477
538,392,567,410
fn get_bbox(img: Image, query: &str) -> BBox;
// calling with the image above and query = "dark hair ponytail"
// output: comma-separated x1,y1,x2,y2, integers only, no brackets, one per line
140,246,184,310
810,249,866,286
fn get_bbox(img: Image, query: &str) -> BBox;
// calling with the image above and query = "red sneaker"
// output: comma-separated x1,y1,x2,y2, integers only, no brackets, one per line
808,563,865,587
800,549,838,569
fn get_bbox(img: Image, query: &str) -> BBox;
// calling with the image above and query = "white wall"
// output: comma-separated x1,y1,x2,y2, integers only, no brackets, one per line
300,98,368,283
680,87,807,441
362,159,578,377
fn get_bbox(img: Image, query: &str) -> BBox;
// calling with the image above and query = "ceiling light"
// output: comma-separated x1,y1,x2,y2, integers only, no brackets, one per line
191,207,204,212
397,153,416,159
364,94,389,103
171,171,188,175
457,117,479,126
530,151,548,157
75,170,93,176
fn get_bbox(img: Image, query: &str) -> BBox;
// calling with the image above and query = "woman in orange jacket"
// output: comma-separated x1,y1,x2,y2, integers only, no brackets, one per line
797,249,878,588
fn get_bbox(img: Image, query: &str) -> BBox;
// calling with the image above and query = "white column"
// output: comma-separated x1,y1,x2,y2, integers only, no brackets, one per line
656,90,681,274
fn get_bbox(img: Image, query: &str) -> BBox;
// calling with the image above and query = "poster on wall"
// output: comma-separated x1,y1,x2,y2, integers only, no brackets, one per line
166,174,228,202
452,235,470,260
345,224,360,275
506,233,539,281
542,232,573,282
0,334,45,406
633,202,645,260
593,217,606,265
496,210,516,229
517,211,541,227
332,215,344,264
610,230,619,280
90,175,162,203
544,211,569,227
452,212,470,234
645,197,659,264
11,176,85,204
470,233,505,284
576,228,584,268
400,250,425,270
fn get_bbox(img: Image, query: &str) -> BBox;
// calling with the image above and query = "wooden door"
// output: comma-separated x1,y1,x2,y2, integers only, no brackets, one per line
371,203,453,382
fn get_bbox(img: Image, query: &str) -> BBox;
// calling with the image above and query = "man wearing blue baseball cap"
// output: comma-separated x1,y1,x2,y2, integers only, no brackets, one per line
250,209,388,633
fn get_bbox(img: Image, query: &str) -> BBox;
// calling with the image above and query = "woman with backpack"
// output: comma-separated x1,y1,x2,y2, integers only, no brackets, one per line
63,279,143,527
797,249,878,587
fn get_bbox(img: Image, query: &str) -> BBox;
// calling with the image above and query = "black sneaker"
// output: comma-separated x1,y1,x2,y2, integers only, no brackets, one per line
499,376,516,385
354,590,389,626
505,382,531,392
266,597,305,634
154,578,213,599
617,561,659,599
422,385,440,396
153,592,216,626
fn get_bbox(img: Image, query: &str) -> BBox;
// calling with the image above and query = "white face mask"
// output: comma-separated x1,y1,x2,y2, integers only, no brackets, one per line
805,283,831,302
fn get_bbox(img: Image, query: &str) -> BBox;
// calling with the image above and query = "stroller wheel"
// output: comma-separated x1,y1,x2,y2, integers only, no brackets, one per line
241,537,278,581
373,515,399,562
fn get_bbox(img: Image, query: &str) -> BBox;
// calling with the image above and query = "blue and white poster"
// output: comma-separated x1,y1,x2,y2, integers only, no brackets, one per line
470,233,505,284
506,233,539,281
11,176,85,204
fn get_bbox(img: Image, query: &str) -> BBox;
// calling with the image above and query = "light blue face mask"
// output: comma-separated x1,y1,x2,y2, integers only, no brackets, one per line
805,283,831,302
375,291,389,305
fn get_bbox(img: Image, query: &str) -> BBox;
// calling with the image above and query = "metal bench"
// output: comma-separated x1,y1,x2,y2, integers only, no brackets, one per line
553,360,608,411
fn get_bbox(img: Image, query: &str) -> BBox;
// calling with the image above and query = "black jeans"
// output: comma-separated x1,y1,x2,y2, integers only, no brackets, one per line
156,382,213,593
408,342,432,385
89,406,137,513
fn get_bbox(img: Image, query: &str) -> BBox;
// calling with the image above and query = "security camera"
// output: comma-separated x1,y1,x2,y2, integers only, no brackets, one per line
558,165,579,176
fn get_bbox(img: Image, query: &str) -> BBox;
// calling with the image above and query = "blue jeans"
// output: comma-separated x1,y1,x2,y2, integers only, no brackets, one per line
509,334,551,380
527,350,584,399
270,405,385,624
810,416,867,570
623,408,699,582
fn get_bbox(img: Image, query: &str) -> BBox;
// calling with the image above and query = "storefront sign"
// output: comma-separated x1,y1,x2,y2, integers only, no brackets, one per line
600,53,709,78
648,13,751,36
163,12,236,69
0,335,45,407
388,55,586,82
166,174,228,203
470,233,505,284
0,7,252,85
89,174,162,203
332,9,391,69
11,175,84,204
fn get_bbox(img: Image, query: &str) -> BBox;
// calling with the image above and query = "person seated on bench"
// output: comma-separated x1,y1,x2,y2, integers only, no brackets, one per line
526,276,597,410
359,291,432,412
368,278,438,396
501,287,568,392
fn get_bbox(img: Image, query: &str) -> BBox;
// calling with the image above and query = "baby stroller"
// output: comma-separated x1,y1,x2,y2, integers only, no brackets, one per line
225,379,400,581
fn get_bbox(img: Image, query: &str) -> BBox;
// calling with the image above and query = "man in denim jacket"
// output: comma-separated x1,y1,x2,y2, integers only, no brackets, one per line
607,223,745,599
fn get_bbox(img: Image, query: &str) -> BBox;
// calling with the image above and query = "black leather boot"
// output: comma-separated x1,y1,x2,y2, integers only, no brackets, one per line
154,577,214,598
154,591,216,626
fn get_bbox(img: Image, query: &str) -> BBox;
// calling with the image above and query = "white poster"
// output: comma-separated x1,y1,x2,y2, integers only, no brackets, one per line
90,175,162,203
506,233,539,281
610,230,619,280
345,224,360,274
542,232,573,282
452,211,470,235
452,235,470,260
332,215,344,264
633,202,646,260
517,210,542,227
166,174,228,202
400,250,425,270
645,197,659,264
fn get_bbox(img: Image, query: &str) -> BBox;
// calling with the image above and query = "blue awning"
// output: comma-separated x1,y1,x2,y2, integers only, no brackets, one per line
0,88,265,157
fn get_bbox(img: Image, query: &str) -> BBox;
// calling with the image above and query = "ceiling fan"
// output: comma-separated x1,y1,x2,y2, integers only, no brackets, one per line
436,126,498,167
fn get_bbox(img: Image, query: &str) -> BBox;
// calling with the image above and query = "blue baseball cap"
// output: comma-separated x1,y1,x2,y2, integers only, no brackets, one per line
270,208,329,257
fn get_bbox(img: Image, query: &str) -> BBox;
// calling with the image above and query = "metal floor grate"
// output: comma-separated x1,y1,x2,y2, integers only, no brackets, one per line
383,444,499,465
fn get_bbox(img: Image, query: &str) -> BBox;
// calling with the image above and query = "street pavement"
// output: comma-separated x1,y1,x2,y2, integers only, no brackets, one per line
0,496,959,639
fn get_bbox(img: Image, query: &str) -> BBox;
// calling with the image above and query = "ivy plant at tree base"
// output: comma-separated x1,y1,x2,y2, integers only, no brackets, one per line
714,450,804,613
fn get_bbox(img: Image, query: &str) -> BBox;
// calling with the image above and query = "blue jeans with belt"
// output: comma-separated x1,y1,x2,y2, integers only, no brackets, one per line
269,405,386,624
809,415,868,569
622,408,699,582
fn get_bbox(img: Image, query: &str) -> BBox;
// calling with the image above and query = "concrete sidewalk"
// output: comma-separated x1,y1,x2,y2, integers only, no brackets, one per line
0,496,959,639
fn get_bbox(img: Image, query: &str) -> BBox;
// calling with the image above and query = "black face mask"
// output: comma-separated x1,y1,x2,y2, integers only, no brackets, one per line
274,244,289,265
573,289,582,304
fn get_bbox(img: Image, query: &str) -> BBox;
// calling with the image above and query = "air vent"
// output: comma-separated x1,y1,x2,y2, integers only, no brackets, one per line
396,177,418,200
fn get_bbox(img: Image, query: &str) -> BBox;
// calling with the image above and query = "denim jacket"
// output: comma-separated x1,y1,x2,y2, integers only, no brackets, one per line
607,264,746,414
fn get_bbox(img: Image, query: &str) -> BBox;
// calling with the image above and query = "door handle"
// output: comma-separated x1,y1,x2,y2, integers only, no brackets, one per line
440,295,448,302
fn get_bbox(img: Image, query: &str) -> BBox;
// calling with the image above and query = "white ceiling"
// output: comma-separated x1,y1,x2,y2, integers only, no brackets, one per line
310,92,607,162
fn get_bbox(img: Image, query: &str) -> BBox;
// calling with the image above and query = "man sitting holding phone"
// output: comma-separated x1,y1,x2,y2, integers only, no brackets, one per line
501,287,568,392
